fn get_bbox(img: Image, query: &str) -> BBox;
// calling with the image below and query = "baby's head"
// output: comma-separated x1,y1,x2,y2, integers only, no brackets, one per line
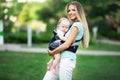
57,17,70,33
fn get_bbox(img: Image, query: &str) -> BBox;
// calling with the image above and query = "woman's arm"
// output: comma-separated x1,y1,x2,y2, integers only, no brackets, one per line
48,26,78,56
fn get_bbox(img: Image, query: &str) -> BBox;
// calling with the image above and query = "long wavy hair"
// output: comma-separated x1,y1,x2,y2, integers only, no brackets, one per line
66,1,90,48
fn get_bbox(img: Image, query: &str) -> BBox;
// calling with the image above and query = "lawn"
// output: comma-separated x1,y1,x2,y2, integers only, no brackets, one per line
0,51,120,80
78,43,120,51
22,42,120,51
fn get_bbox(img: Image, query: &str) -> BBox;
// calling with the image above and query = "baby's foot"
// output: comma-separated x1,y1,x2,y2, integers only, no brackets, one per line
47,63,51,70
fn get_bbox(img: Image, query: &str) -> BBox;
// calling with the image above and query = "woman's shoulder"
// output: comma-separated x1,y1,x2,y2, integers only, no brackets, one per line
72,22,83,29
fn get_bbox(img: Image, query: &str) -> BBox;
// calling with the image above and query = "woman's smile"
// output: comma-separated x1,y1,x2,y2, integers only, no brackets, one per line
67,4,77,21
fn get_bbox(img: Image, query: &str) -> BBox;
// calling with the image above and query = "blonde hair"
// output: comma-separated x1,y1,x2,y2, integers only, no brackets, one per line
57,17,70,29
66,1,90,48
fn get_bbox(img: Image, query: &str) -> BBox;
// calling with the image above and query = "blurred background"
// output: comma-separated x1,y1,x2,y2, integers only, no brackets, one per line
0,0,120,45
0,0,120,80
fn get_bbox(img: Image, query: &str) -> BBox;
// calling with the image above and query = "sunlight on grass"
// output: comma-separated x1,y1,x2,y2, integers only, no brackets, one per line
0,51,120,80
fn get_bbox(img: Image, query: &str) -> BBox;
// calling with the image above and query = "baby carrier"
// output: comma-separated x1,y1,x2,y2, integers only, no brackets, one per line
49,24,83,53
49,30,64,50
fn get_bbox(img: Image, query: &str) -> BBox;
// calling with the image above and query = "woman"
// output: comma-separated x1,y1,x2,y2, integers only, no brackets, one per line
43,1,89,80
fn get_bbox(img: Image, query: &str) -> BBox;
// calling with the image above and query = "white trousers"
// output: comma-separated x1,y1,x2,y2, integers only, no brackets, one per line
43,58,76,80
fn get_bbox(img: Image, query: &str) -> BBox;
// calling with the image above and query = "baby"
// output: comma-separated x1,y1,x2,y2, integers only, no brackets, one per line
47,17,70,75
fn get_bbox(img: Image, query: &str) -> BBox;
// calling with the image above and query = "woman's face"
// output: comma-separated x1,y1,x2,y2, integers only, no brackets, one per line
67,4,77,21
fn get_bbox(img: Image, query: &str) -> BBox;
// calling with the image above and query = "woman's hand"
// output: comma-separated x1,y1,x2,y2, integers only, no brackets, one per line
48,50,54,56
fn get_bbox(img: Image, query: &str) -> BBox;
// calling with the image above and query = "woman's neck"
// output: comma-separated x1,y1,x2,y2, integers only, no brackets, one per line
71,19,79,23
72,18,78,22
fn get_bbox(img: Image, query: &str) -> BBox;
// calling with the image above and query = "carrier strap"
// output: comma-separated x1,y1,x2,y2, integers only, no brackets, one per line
65,46,78,53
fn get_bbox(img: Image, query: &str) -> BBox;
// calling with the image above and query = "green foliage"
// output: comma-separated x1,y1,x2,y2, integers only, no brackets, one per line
4,32,53,43
4,21,14,33
37,8,55,22
97,18,120,40
104,31,120,40
1,0,120,43
18,4,31,22
4,32,27,43
0,7,3,19
87,1,120,40
32,32,53,43
18,3,43,22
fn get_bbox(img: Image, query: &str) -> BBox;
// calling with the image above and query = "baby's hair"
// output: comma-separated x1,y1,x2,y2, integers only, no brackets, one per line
57,17,70,29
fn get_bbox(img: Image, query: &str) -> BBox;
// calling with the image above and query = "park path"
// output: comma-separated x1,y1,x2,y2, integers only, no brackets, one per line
0,43,120,56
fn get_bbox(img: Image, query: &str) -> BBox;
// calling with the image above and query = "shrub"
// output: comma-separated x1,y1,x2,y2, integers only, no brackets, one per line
4,32,53,43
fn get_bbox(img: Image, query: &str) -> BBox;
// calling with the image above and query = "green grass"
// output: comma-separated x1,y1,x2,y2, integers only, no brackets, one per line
79,43,120,51
0,51,120,80
22,42,120,51
0,51,51,80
